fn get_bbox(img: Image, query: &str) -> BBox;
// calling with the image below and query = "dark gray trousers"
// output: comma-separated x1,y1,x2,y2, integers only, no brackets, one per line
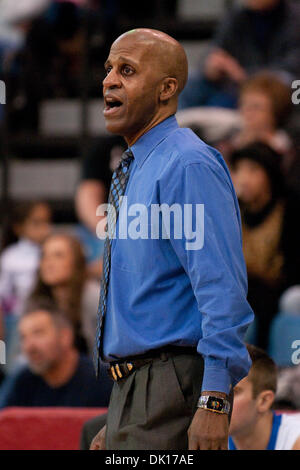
105,352,204,450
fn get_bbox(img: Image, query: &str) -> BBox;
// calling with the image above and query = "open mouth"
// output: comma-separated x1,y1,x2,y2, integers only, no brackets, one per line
104,98,123,115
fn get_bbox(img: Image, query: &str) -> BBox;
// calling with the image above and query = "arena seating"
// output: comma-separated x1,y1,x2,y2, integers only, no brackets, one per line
0,407,107,450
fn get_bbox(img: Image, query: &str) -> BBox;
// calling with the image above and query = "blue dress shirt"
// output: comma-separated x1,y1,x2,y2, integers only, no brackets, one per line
102,115,254,394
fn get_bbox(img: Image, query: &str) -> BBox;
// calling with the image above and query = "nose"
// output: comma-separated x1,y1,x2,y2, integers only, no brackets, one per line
103,68,122,91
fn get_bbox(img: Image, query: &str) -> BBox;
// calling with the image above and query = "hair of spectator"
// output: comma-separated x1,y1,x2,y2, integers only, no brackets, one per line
1,200,50,251
22,296,74,332
246,344,277,399
240,72,292,128
29,232,87,329
230,141,286,199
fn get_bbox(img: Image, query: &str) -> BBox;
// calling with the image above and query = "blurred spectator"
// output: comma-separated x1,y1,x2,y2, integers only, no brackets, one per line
230,142,300,349
218,72,295,164
216,72,300,197
233,73,292,156
28,232,99,355
229,344,300,450
271,285,300,410
0,201,51,366
179,0,300,110
0,201,51,316
0,0,50,25
3,1,105,132
76,135,126,233
0,0,51,125
0,302,112,408
75,135,126,279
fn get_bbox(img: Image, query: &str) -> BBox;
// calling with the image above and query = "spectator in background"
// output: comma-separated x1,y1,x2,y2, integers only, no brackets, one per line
218,73,294,167
230,143,300,350
0,201,51,317
233,73,292,156
0,0,51,130
229,344,300,450
179,0,300,110
270,286,300,410
28,232,99,355
75,135,126,279
0,301,112,408
0,201,51,368
3,0,107,133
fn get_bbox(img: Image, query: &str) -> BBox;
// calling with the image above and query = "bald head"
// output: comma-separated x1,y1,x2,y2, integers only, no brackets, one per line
112,28,188,95
103,28,188,144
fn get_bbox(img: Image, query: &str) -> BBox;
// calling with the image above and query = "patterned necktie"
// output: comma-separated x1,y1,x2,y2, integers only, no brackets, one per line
93,149,134,376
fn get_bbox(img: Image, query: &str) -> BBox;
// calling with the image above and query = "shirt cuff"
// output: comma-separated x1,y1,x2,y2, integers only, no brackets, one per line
201,363,232,395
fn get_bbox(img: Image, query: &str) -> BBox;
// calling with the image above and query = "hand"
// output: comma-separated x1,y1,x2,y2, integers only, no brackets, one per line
90,425,106,450
188,407,229,450
205,48,247,83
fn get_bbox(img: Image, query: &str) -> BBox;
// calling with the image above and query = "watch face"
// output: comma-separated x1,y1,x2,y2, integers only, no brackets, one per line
207,397,224,411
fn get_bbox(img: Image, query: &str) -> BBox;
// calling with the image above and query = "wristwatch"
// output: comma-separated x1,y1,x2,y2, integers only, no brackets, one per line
197,395,231,415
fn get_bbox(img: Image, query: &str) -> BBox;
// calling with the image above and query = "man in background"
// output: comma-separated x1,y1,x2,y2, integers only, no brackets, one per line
0,301,112,407
229,344,300,450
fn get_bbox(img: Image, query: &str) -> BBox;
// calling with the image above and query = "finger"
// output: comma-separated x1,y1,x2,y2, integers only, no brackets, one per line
90,443,99,451
90,439,100,451
188,436,199,450
99,440,106,451
220,440,229,451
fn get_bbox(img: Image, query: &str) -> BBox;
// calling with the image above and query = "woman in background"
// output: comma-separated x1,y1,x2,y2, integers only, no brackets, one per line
217,73,297,182
230,142,300,350
29,232,99,356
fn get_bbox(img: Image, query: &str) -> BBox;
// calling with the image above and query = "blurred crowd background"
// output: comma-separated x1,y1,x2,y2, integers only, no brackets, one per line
0,0,300,412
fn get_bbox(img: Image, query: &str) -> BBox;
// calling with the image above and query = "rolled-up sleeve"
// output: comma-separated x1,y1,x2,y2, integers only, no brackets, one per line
161,151,254,394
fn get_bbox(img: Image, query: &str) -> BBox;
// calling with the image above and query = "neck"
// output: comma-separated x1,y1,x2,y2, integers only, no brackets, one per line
126,109,175,146
43,348,79,387
52,284,71,309
233,411,273,450
245,191,272,213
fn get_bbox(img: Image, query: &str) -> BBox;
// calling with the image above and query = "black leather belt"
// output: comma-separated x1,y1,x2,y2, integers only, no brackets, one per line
108,345,198,382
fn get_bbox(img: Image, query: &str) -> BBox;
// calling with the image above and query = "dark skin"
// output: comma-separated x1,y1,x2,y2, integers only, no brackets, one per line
91,29,230,450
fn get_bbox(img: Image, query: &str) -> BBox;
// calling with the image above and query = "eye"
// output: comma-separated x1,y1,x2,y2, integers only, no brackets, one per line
105,66,112,75
122,64,134,76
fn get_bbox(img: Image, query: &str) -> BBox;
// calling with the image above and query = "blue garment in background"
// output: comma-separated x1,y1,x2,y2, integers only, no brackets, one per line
229,412,282,450
75,224,105,265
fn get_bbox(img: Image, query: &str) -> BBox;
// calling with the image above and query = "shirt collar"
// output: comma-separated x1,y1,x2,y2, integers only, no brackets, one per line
129,115,179,168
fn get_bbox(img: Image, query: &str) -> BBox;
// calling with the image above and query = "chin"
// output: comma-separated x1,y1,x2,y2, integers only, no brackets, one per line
105,120,126,137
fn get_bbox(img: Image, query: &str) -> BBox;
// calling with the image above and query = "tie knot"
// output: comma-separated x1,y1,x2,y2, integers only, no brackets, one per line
122,149,134,163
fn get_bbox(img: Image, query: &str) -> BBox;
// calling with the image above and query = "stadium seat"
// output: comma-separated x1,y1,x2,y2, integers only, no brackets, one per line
269,314,300,367
0,407,107,450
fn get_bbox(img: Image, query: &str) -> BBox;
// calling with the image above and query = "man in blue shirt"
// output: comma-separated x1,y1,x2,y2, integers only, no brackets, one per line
91,28,254,450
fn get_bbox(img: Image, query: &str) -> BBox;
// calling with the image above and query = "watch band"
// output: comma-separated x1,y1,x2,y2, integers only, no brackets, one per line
197,395,231,415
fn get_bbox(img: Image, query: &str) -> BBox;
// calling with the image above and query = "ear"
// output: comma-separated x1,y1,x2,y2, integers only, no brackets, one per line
256,390,275,413
159,77,178,103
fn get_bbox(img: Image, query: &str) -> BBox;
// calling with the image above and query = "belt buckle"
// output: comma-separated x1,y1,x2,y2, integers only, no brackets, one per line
110,362,134,381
